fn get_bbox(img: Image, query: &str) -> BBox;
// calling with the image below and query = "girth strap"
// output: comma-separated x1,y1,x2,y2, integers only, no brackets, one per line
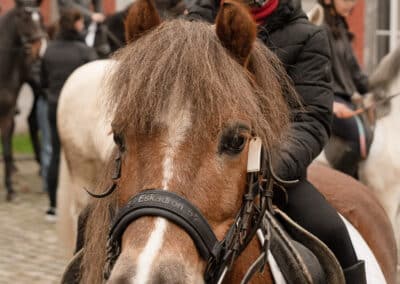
109,189,221,261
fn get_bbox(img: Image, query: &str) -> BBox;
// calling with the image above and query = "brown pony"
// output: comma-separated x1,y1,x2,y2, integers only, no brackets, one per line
78,0,397,283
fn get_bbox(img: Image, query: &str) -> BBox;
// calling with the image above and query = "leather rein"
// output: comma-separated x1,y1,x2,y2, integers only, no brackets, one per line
345,91,400,119
85,135,294,283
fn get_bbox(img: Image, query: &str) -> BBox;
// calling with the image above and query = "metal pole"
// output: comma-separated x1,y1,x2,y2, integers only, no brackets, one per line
390,0,398,51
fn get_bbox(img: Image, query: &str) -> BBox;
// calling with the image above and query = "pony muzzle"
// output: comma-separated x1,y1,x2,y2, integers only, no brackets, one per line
106,216,205,284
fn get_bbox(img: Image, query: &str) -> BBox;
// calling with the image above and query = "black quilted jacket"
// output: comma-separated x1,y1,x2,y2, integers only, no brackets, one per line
188,0,334,180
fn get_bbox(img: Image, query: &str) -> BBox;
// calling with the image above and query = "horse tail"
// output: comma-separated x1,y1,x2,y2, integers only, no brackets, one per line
56,149,76,257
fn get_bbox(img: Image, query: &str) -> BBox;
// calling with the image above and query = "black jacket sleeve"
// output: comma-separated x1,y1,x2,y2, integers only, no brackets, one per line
273,29,333,180
348,49,368,94
186,0,219,22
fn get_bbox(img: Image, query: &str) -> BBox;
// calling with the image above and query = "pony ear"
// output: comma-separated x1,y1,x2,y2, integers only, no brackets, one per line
216,0,257,66
124,0,161,43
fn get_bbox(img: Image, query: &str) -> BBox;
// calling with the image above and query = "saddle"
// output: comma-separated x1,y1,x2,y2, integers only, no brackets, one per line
61,206,345,284
263,209,344,284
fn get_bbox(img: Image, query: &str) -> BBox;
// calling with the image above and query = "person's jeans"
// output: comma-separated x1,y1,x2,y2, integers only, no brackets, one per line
36,96,52,190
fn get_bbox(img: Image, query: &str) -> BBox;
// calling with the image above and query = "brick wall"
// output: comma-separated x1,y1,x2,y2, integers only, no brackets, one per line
0,0,14,14
347,0,365,66
103,0,116,15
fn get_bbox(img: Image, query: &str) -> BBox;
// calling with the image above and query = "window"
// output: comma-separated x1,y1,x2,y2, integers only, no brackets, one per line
376,0,399,62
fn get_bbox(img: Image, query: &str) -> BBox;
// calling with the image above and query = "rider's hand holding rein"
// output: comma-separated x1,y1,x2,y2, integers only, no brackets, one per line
91,12,105,23
333,102,357,119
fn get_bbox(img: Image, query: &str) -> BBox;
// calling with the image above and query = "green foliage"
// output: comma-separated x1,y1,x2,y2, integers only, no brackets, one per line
0,133,34,155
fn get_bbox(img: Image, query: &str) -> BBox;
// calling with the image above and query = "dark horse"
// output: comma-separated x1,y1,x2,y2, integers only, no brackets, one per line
0,0,45,201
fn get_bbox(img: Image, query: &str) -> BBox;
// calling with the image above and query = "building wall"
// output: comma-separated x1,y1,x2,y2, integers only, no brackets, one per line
116,0,132,11
0,0,14,13
348,0,365,66
364,0,378,73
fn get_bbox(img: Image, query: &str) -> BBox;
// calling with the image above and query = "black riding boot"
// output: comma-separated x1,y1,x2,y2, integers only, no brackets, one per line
343,260,367,284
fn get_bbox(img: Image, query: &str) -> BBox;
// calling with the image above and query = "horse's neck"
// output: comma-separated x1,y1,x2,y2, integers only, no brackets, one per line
386,74,400,119
0,10,26,91
376,74,400,130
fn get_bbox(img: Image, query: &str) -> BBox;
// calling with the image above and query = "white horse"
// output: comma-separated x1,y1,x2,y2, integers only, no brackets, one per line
359,47,400,253
57,60,114,254
306,4,400,258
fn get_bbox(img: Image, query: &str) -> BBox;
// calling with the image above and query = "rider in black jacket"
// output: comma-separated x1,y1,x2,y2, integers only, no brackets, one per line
188,0,366,282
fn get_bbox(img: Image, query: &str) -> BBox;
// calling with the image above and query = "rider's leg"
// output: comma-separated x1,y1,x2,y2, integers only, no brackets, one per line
331,97,361,178
282,179,366,283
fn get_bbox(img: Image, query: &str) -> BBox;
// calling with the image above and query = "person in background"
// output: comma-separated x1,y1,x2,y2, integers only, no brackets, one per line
58,0,107,55
57,0,105,25
41,8,97,221
187,0,366,282
26,57,52,185
318,0,370,178
25,0,52,186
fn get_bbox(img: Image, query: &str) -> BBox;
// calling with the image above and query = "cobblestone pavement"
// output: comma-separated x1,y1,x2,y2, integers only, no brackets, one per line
0,158,68,284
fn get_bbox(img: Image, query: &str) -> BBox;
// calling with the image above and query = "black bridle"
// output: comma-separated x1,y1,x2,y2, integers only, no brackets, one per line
86,136,296,283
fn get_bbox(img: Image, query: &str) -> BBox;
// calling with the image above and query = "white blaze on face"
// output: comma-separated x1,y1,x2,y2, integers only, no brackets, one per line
32,11,40,22
134,99,191,284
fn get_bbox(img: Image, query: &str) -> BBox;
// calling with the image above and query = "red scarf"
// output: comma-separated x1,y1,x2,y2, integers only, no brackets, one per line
250,0,279,24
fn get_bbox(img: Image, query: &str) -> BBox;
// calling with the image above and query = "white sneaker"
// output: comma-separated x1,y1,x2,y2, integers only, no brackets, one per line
45,207,57,222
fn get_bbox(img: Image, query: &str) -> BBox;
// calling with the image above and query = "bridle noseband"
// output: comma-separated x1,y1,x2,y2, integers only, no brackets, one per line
87,136,295,284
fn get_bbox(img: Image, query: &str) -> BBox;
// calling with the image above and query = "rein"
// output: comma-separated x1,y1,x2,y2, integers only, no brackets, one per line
345,91,400,119
85,136,297,283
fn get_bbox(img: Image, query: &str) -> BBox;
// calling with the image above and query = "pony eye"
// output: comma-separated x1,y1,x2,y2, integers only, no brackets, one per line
113,133,125,151
220,133,246,155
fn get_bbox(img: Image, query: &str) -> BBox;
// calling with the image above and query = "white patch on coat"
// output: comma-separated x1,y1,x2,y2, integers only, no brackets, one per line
134,99,191,284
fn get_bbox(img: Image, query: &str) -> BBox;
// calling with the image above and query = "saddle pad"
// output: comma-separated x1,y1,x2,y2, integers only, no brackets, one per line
268,214,387,284
339,214,387,284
